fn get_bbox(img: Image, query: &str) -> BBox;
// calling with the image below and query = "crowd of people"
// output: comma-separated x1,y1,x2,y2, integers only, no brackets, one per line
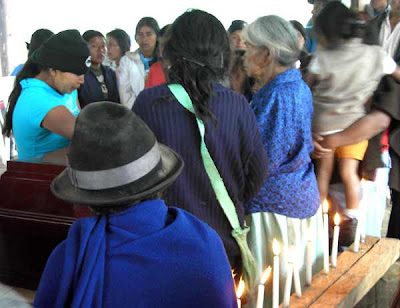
2,0,400,307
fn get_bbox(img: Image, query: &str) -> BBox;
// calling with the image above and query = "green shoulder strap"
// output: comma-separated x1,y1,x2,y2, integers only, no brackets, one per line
168,84,256,289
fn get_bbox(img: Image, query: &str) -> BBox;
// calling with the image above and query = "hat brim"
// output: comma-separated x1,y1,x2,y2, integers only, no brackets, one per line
51,144,184,206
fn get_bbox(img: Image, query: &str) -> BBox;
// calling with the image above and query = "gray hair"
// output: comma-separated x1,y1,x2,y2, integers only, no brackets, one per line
243,15,300,67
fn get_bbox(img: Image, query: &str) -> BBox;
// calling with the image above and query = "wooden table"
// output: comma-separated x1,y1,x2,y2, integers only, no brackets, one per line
283,237,400,308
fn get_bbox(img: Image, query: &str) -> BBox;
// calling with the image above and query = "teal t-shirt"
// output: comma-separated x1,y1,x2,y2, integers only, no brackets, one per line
13,78,80,160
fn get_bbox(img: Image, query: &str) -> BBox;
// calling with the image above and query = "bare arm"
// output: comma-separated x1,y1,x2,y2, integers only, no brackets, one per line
319,109,391,149
41,106,76,140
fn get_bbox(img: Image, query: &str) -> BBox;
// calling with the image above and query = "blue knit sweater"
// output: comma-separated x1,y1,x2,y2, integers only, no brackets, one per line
133,84,268,262
245,69,320,218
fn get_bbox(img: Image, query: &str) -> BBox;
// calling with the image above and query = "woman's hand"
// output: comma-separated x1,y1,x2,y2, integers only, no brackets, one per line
312,133,332,158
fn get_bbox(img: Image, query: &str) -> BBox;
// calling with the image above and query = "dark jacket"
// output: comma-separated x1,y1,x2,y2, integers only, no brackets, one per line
364,11,400,64
78,65,120,109
363,76,400,191
133,84,268,265
362,12,400,191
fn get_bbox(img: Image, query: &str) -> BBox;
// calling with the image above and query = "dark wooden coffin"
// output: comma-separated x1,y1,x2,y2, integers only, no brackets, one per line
0,152,92,290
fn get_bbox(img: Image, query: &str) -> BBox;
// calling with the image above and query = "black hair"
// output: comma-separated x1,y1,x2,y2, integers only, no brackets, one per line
135,17,160,64
82,30,104,43
290,20,307,42
3,59,50,137
228,20,247,35
315,2,365,49
106,28,131,55
159,24,171,38
163,10,230,126
27,29,54,57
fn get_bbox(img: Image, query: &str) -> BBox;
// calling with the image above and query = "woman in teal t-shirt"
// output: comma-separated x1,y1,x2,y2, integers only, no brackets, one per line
3,29,90,160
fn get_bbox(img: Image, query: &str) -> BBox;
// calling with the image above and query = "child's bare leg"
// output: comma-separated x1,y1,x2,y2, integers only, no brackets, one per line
316,152,335,202
338,158,361,210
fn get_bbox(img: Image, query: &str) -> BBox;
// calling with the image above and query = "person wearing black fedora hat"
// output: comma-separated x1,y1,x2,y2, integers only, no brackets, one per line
3,29,90,160
34,102,237,308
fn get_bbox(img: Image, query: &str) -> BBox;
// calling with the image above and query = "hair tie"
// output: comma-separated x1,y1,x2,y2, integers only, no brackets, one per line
182,57,206,67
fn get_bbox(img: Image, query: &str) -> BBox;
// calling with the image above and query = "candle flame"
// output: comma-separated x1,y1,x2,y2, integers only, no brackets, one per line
260,266,272,284
334,213,340,225
231,269,236,279
272,238,281,255
236,277,245,299
322,199,329,214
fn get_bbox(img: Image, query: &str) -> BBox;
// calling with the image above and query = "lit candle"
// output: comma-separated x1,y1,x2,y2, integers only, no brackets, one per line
256,266,272,308
306,228,313,286
331,213,340,267
292,248,302,298
283,253,294,308
236,277,245,308
272,239,281,308
322,200,330,274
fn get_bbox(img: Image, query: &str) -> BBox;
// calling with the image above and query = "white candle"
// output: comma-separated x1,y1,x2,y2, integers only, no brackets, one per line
236,278,245,308
293,261,302,298
272,239,281,308
322,200,330,274
360,215,366,243
353,218,361,252
306,232,313,286
256,266,272,308
256,285,264,308
283,260,294,308
360,179,366,243
331,213,340,268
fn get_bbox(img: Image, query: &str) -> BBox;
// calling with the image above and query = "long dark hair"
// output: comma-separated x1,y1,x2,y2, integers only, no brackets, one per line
135,17,160,65
315,2,365,49
107,28,131,56
163,9,230,125
3,59,49,137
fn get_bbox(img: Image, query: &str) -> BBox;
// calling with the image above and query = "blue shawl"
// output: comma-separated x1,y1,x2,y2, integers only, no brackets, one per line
34,200,237,308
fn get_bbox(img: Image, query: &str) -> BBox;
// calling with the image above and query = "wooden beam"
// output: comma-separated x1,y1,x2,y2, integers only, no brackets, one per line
284,237,400,308
313,238,400,307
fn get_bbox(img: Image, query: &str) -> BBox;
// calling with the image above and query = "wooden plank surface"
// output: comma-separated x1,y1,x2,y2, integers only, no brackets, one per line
286,237,379,308
312,237,400,308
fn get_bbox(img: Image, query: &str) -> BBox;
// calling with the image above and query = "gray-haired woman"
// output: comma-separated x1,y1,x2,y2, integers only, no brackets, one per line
243,15,323,307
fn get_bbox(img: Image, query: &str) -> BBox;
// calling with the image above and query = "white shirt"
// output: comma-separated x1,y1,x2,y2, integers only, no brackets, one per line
379,13,400,57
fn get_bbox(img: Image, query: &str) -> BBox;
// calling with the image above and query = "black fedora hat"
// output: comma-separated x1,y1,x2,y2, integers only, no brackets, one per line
51,102,184,206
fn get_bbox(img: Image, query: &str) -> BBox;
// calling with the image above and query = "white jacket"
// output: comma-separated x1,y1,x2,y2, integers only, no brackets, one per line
118,49,145,109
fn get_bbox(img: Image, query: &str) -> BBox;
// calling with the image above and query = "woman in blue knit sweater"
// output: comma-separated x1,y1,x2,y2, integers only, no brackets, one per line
243,16,324,307
133,10,268,278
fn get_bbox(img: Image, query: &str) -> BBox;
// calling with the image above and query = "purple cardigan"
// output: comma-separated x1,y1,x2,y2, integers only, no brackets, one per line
133,84,268,263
